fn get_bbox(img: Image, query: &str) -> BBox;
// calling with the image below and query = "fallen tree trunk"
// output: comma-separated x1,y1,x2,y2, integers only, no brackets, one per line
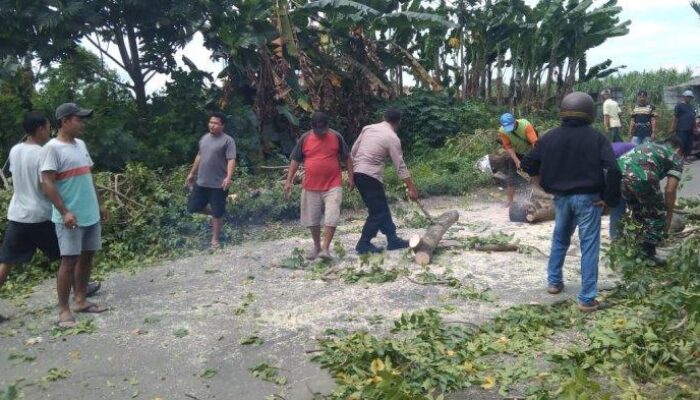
526,200,555,223
409,210,460,265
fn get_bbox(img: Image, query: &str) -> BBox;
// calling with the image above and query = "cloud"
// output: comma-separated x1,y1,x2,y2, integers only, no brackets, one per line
615,0,691,13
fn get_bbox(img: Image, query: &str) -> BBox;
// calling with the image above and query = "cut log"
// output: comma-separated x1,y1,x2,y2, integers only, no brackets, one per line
509,202,529,222
409,210,460,265
530,185,553,201
526,201,555,223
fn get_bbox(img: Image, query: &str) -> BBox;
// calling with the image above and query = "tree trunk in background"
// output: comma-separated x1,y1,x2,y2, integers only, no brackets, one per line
460,36,467,99
486,63,493,101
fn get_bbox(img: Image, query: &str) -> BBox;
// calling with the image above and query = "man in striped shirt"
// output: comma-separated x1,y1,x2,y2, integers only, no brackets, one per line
629,90,658,145
41,103,108,328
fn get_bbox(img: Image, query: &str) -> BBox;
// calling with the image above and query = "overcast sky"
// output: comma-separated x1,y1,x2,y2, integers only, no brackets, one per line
83,0,700,94
584,0,699,72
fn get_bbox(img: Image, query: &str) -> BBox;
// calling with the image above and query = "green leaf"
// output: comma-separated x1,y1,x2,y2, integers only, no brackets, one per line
200,368,218,379
276,105,299,126
173,328,189,338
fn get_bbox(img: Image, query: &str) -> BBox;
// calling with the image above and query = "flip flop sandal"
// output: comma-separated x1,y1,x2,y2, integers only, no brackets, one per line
86,281,102,298
74,303,109,314
55,318,78,329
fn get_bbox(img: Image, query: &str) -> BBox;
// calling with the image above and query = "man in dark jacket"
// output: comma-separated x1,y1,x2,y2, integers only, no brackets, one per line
521,92,621,313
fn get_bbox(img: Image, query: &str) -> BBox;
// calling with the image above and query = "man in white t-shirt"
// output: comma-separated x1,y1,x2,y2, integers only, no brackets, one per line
0,112,58,323
601,89,623,143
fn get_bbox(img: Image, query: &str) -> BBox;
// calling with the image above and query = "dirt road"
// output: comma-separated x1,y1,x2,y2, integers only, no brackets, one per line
1,179,697,399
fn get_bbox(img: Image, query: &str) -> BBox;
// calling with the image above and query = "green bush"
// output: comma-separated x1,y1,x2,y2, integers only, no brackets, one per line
384,129,496,197
377,90,500,153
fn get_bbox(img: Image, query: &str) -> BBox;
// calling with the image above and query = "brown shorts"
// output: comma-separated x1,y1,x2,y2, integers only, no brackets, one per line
300,187,343,227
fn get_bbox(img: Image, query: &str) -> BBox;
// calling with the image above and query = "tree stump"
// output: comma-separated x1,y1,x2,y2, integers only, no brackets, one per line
509,186,555,224
409,210,460,265
509,202,529,223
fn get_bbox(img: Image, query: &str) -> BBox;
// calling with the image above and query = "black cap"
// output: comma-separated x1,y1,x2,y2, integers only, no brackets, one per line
55,103,93,120
311,112,329,133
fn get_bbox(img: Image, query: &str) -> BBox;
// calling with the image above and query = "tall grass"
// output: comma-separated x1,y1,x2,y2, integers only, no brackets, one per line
577,68,693,107
578,68,694,136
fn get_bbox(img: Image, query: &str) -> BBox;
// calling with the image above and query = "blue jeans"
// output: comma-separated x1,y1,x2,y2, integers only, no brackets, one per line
547,194,603,304
609,199,626,240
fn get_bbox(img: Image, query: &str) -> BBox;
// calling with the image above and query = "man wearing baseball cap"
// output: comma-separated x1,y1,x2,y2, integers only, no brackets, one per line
41,102,108,328
497,113,539,207
669,90,696,163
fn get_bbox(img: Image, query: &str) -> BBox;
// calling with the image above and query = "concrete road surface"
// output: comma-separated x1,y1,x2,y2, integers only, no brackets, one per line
680,160,700,199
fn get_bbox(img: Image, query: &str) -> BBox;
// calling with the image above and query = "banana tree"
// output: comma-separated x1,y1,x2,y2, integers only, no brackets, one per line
556,0,630,100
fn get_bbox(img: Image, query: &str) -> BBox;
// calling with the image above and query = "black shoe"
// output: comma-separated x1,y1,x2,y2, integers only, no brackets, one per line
356,242,384,255
641,243,665,266
0,314,7,324
86,281,102,298
386,237,409,250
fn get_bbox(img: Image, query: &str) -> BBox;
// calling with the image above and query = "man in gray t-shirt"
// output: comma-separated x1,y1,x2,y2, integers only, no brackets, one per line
186,112,236,249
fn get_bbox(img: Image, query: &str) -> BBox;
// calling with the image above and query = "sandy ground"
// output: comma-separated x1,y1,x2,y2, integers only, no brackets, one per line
0,189,653,400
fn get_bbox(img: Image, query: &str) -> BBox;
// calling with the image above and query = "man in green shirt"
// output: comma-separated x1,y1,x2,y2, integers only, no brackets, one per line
617,138,684,264
497,113,538,207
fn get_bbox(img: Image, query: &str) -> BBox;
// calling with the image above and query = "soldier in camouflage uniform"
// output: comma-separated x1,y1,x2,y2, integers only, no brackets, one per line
617,138,684,263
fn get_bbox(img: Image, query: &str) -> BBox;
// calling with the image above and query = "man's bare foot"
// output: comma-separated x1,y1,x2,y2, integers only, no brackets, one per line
318,249,332,260
210,241,221,250
306,247,321,260
56,310,78,329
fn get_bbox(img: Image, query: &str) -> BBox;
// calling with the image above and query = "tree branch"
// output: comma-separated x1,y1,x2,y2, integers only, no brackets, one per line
125,22,143,80
94,69,134,90
143,70,157,84
112,28,134,75
85,35,127,71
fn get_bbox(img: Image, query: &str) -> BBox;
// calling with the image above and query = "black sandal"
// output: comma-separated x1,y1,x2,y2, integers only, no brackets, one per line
86,281,102,298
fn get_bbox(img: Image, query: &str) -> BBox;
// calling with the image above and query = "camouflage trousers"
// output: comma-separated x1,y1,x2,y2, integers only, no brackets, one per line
621,177,666,245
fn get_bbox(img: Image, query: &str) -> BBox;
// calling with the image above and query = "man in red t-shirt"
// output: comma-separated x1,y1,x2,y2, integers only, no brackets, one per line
285,112,354,260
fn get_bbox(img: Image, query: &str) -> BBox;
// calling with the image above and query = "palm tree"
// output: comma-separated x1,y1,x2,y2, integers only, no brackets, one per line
691,1,700,19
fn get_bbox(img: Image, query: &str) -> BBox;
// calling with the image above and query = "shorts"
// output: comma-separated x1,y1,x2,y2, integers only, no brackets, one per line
505,153,527,186
300,187,343,227
55,222,102,256
0,221,60,264
187,184,228,218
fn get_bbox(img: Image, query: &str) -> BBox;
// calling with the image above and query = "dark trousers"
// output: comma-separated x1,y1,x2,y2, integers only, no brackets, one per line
354,173,397,242
676,130,693,157
608,127,623,143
